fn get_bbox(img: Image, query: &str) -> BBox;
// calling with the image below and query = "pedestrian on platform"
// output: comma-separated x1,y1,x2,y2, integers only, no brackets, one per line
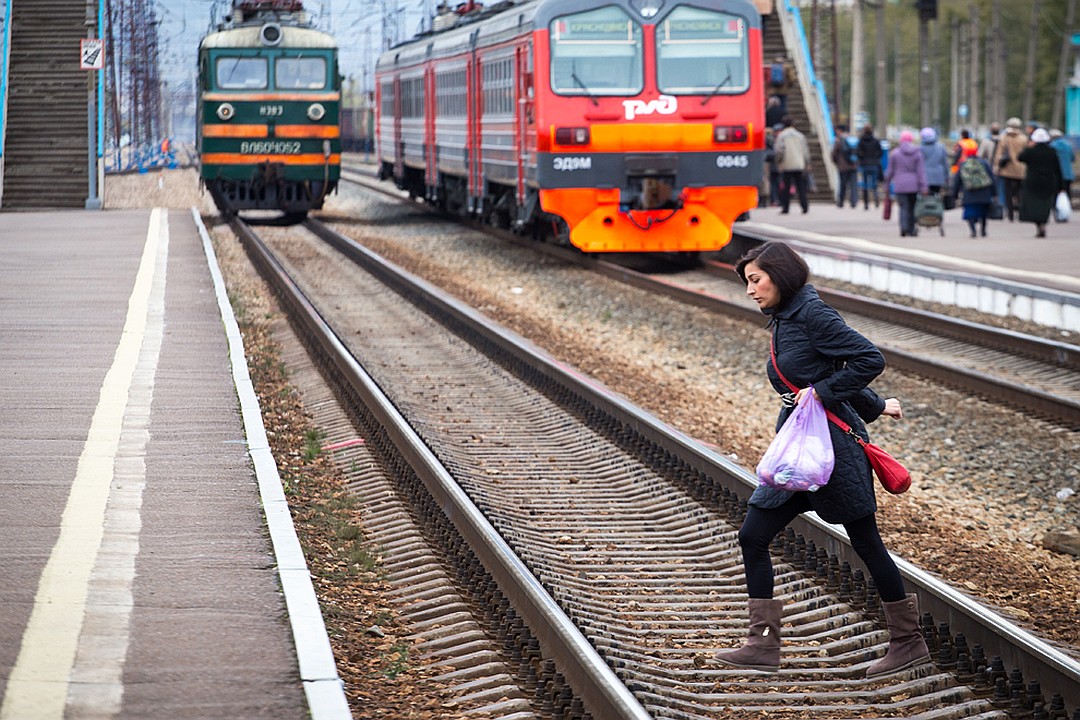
919,127,950,197
884,130,928,236
978,122,1005,207
1018,128,1063,237
952,142,995,237
765,95,785,130
856,125,884,209
766,124,784,207
717,241,928,678
774,115,811,215
831,124,859,208
1049,129,1075,212
951,129,978,175
978,122,1001,162
992,117,1028,222
767,56,796,112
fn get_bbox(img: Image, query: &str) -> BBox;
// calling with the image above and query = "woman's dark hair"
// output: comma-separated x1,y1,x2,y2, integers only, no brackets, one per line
735,241,809,308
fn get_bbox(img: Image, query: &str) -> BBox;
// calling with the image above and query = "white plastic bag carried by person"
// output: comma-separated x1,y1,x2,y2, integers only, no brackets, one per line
1054,191,1071,223
756,389,835,492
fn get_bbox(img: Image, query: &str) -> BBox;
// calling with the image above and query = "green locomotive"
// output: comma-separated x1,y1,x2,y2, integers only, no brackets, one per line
198,0,340,216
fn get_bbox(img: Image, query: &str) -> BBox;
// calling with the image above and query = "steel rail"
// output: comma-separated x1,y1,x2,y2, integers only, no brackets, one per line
229,216,653,720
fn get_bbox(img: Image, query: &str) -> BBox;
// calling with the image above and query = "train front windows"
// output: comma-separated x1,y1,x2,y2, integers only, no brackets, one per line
549,7,643,96
276,57,327,90
216,57,268,90
656,8,749,95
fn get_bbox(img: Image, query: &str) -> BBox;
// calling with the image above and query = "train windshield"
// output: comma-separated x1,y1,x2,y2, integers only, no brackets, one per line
549,7,643,96
276,57,327,90
216,57,268,90
656,8,749,95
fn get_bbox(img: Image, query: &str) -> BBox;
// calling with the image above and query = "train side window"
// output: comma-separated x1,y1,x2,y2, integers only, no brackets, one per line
276,57,327,90
549,6,643,96
656,8,749,95
216,57,268,90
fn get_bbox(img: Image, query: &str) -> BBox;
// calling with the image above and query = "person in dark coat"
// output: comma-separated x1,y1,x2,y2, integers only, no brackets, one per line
830,124,859,208
952,142,995,237
715,242,929,679
856,125,884,209
1018,128,1064,237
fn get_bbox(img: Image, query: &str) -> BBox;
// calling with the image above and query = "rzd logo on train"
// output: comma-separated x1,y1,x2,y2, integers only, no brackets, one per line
622,94,677,120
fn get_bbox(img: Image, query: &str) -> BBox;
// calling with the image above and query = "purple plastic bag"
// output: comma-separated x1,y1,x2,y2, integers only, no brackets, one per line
756,389,834,492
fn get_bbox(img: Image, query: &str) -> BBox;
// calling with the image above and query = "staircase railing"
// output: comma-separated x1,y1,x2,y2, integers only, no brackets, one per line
775,0,837,193
1,0,12,206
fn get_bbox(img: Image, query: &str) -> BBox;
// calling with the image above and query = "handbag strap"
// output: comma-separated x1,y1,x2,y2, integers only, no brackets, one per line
770,337,866,446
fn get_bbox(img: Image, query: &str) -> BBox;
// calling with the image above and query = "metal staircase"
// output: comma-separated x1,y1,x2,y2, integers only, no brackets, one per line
769,0,838,202
1,1,90,209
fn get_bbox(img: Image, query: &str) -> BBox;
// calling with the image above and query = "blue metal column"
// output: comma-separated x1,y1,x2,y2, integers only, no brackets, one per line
0,0,13,207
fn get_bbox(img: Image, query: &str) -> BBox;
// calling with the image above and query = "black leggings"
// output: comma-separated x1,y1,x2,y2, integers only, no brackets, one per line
737,495,907,602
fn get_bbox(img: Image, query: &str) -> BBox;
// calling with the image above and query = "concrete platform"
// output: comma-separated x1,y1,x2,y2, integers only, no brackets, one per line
0,208,348,719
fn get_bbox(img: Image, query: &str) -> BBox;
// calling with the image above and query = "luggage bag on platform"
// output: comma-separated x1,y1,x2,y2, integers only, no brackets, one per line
915,193,945,235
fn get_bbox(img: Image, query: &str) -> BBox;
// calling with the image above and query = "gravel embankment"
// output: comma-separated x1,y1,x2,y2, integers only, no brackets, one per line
318,179,1080,657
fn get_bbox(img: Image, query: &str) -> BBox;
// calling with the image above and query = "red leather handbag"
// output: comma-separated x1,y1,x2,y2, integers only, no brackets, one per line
822,412,911,495
770,340,911,494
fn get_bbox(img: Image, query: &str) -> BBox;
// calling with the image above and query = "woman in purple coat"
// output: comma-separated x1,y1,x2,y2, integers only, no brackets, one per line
884,131,929,237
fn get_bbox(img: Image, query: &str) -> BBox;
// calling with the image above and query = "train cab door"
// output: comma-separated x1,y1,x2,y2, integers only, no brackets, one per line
514,43,533,210
424,62,437,195
468,30,482,214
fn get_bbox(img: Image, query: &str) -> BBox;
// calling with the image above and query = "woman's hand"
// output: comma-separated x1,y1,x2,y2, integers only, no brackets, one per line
882,397,903,419
795,387,820,405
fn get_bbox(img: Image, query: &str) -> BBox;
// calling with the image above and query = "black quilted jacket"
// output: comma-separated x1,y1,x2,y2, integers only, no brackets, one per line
749,285,887,524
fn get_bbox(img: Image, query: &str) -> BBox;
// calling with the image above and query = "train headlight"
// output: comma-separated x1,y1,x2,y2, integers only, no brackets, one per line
630,0,664,18
713,125,748,143
260,23,283,46
308,103,326,121
217,103,235,121
554,127,590,145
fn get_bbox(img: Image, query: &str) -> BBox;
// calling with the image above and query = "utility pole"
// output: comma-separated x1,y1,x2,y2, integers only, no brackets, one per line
991,0,1003,122
875,0,886,135
969,2,980,130
849,0,865,129
917,0,936,128
895,19,902,130
931,20,941,128
950,16,960,133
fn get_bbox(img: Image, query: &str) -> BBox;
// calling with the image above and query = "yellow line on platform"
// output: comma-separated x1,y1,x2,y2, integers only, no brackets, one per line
1,209,168,720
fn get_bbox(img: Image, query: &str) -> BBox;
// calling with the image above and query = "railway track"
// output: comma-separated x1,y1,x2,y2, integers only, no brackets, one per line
340,162,1080,431
225,212,1080,719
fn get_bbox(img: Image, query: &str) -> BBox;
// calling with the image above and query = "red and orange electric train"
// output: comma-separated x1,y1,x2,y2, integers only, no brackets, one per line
374,0,765,254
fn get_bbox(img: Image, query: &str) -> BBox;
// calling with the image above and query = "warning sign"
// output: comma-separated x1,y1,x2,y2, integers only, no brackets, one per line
81,38,104,70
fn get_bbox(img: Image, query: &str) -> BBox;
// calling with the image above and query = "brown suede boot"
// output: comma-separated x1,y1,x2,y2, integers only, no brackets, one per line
714,598,783,672
865,593,931,678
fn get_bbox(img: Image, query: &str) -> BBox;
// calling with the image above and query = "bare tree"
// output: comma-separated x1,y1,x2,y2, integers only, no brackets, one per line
1023,0,1042,121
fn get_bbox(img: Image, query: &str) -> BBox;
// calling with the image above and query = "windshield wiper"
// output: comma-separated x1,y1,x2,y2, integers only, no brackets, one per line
700,64,733,105
571,68,600,107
